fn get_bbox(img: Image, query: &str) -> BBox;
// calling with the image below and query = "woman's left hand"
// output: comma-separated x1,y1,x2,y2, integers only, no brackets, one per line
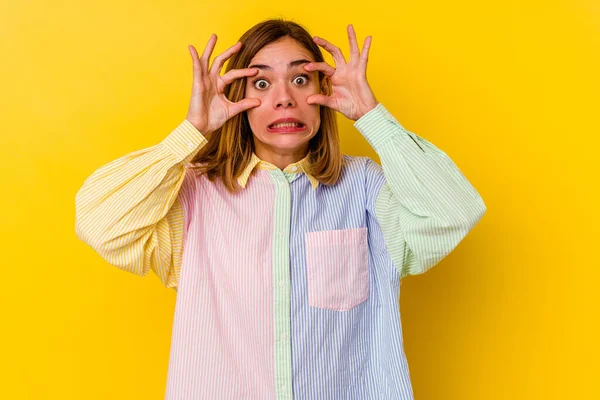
304,24,379,121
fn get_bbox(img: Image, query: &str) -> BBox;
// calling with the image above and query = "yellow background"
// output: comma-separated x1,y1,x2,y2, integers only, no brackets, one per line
1,0,598,398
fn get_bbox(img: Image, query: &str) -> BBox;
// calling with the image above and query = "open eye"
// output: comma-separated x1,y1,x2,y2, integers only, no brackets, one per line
294,74,309,85
253,79,269,90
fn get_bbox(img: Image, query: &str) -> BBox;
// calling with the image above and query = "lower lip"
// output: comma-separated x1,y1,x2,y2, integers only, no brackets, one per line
267,125,306,133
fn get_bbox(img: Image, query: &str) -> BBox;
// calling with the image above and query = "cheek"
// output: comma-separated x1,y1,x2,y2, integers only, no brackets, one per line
306,105,321,123
245,108,267,129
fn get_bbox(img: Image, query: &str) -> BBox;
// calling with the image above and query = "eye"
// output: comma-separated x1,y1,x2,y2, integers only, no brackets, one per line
252,78,269,90
294,74,310,85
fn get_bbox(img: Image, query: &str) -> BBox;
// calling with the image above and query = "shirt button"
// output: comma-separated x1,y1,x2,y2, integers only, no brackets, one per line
291,166,298,172
187,142,195,151
279,231,285,237
281,387,287,395
279,280,286,288
280,333,287,341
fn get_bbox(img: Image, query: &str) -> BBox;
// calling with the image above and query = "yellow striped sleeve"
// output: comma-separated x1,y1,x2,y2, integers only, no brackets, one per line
75,119,208,290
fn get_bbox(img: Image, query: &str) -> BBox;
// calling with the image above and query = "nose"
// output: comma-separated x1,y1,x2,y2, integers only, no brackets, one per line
273,84,297,109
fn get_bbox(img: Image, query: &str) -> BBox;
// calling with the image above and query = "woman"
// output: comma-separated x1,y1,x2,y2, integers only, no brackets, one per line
75,18,486,399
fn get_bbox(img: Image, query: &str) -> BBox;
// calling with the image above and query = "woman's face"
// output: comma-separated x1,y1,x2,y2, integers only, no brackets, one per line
244,37,324,160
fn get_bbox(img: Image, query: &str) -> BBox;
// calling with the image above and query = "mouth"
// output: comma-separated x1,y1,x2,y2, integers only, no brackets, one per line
267,122,307,133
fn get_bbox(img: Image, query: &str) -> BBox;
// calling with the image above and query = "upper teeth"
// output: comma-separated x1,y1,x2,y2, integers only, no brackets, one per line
271,122,301,128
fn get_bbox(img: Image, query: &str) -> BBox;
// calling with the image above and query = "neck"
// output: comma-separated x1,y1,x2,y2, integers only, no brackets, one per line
254,144,308,170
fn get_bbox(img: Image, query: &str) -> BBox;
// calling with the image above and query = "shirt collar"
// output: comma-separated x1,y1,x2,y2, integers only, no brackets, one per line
237,152,319,190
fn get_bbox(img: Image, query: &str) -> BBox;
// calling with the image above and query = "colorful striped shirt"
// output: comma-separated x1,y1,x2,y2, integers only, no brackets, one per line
75,103,486,399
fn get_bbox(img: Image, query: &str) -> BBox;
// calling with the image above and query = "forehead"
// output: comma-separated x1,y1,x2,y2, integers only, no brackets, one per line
249,37,314,67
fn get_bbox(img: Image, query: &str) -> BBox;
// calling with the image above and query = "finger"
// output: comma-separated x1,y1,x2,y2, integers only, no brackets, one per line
313,36,347,66
347,24,360,61
303,61,335,77
229,98,261,117
306,93,335,108
361,36,372,69
218,67,259,92
188,45,203,83
200,34,217,71
209,41,242,77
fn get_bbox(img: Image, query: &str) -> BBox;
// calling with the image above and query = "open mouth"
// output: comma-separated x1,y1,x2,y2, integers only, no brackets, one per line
267,122,306,133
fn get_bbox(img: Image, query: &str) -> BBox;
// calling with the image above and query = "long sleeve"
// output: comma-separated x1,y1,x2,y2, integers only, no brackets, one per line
75,119,208,290
356,103,486,279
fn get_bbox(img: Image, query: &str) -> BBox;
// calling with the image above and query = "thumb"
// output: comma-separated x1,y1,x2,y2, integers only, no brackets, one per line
306,94,334,108
230,98,261,117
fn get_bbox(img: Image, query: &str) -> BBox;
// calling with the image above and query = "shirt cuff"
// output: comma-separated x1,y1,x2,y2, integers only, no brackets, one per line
161,119,208,163
353,103,408,152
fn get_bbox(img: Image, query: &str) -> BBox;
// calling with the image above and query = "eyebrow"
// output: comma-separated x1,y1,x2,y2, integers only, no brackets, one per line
248,59,312,71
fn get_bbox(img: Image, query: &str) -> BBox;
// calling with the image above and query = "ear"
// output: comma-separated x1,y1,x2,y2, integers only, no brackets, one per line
320,76,330,95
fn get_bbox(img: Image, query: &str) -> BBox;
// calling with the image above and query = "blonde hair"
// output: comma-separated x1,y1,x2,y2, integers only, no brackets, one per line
189,18,345,194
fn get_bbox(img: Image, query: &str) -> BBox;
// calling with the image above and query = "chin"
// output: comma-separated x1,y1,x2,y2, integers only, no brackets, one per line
259,133,310,150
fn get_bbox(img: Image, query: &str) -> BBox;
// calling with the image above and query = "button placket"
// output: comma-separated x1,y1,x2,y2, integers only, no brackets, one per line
269,169,293,398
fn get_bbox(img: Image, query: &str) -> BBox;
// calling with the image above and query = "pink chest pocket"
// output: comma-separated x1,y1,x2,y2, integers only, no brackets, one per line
305,227,369,311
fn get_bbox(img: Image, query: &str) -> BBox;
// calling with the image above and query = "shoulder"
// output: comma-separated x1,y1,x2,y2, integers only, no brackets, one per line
342,154,383,178
341,155,387,202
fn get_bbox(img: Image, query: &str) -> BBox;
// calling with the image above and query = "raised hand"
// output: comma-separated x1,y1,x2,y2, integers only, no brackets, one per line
186,35,261,134
304,24,379,121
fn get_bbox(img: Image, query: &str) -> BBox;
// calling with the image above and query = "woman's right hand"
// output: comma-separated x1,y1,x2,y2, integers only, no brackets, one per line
185,34,261,134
